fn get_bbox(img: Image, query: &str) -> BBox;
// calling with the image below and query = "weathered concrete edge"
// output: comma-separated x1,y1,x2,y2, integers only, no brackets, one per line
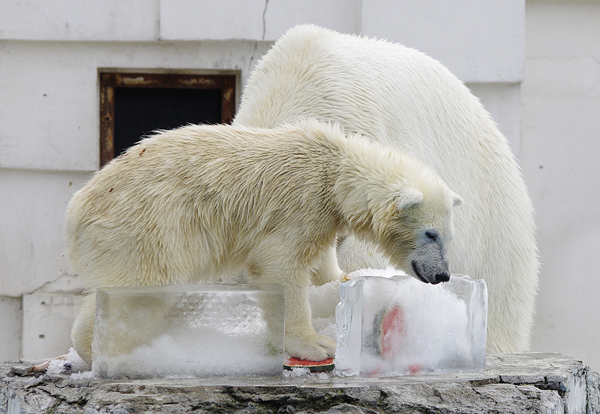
1,353,599,413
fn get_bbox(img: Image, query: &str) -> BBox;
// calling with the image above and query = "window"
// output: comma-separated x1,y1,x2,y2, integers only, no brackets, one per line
99,72,236,167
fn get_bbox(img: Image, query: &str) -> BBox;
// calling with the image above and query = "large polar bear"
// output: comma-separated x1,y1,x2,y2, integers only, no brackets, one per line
234,25,538,353
68,120,461,364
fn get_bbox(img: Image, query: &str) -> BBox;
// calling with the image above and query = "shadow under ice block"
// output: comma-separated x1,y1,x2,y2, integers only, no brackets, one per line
335,275,487,377
92,284,285,378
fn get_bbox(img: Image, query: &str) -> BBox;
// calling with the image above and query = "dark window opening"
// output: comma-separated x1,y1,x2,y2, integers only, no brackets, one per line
100,72,236,167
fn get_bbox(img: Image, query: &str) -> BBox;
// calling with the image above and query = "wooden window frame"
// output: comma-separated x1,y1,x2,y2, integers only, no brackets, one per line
99,71,236,167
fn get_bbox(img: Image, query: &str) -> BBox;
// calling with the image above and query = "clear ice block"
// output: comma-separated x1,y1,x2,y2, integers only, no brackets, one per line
93,283,285,378
335,275,487,377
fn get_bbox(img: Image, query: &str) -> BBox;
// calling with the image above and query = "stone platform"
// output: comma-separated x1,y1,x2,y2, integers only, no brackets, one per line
1,353,599,413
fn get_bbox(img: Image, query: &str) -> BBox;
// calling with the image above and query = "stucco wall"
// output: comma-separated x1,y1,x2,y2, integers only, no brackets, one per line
522,0,600,373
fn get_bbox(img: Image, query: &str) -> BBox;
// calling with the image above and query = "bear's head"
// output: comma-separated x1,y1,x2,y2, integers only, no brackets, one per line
372,182,462,284
334,131,462,284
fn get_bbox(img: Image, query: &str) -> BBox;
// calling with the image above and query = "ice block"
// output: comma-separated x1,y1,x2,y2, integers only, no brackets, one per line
335,275,487,377
92,283,285,378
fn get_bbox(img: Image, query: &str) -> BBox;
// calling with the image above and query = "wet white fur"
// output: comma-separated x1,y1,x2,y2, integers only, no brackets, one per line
68,120,459,364
234,25,539,353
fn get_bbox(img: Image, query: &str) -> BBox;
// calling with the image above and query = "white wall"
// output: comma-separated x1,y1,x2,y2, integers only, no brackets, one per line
522,0,600,372
360,0,525,83
3,0,596,372
0,297,21,361
0,0,160,41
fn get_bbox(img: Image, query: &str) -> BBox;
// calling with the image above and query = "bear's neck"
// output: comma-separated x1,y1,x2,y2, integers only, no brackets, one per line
332,139,397,242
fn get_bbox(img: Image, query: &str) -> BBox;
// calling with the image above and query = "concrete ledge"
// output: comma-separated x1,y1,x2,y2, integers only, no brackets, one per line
1,353,599,413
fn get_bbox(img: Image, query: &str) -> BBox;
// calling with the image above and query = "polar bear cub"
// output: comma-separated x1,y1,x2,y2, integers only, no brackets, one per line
68,120,461,364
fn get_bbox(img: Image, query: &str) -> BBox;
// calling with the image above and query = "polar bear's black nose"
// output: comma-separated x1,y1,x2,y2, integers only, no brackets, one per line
432,271,450,284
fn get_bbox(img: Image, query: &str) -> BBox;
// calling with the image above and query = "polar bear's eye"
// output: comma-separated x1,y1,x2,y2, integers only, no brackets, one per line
425,231,438,242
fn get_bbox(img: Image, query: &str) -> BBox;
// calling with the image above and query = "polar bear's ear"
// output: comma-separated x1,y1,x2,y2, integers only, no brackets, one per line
395,188,424,211
452,193,463,207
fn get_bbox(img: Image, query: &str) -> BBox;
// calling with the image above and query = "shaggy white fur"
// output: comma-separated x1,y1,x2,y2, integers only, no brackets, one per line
234,25,539,353
68,120,460,364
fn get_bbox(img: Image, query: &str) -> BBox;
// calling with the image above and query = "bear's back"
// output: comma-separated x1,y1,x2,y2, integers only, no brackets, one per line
65,121,351,287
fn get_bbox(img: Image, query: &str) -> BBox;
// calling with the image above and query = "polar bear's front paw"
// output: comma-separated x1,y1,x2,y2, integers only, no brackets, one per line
285,332,337,361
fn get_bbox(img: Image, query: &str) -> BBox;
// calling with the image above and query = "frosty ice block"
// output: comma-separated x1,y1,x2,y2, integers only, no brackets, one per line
335,275,487,377
92,283,285,378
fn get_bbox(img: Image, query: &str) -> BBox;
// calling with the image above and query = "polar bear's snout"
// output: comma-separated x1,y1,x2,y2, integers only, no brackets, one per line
410,241,451,284
411,259,450,285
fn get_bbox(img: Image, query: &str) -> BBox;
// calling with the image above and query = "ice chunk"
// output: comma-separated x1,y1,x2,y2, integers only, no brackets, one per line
93,283,285,378
335,274,487,377
45,347,90,377
308,280,341,342
348,267,409,279
309,280,341,319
